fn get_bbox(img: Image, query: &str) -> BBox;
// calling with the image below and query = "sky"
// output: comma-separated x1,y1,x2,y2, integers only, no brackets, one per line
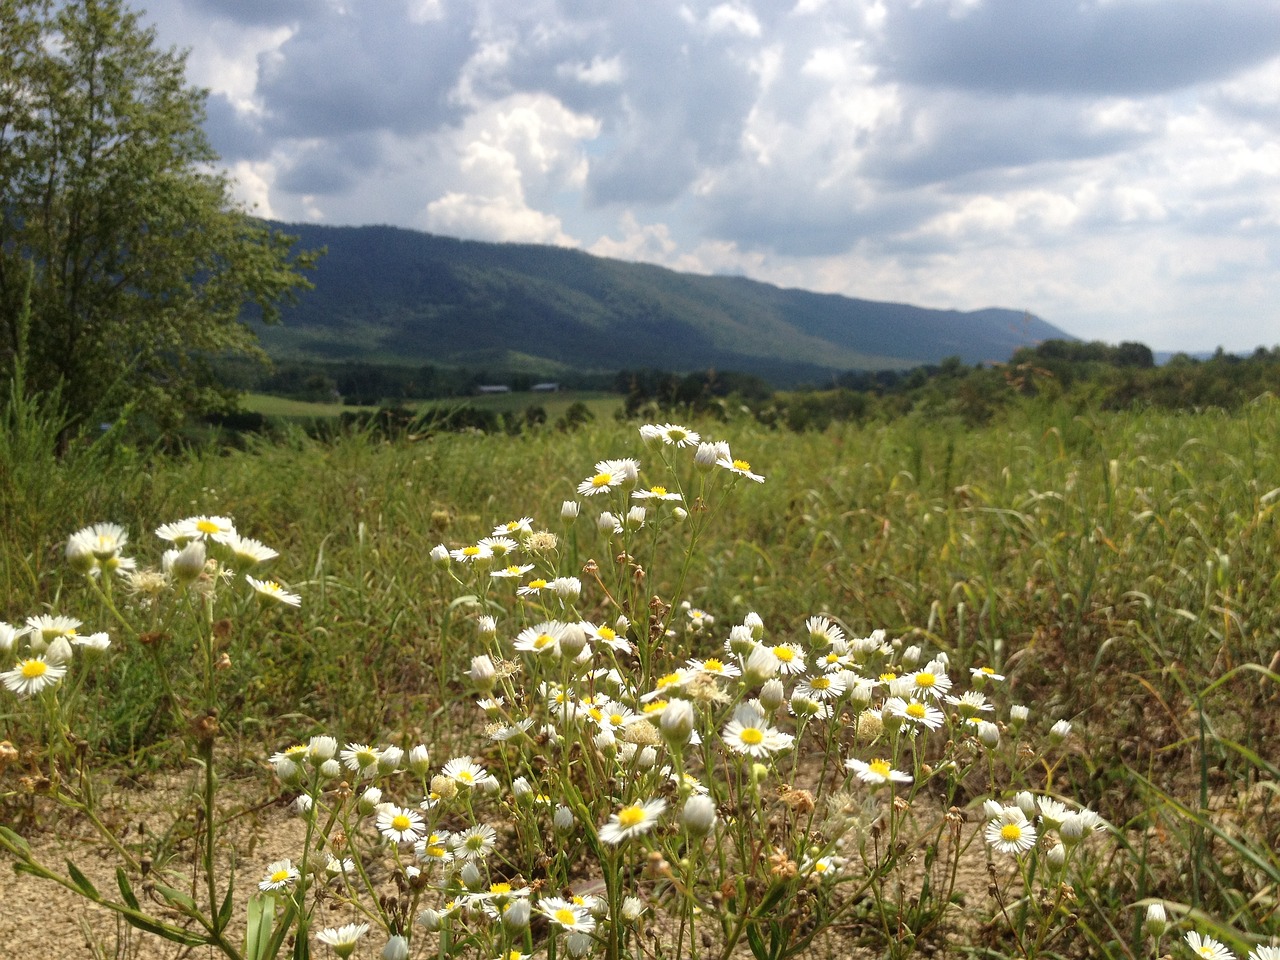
144,0,1280,353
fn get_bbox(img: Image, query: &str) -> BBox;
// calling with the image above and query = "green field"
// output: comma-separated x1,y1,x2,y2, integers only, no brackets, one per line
241,389,623,422
1,395,1277,960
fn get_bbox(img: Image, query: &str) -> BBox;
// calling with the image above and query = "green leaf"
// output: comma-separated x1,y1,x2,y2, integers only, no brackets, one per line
66,860,100,899
152,881,199,913
0,825,32,856
116,868,141,911
218,875,235,934
121,913,208,948
244,894,274,960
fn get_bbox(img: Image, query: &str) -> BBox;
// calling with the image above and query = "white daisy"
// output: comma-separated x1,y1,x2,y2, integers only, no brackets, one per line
769,643,806,675
377,805,426,844
441,755,488,787
577,460,626,496
985,809,1037,856
723,704,794,758
632,484,683,502
246,575,301,607
714,454,765,482
887,697,946,731
1184,932,1235,960
491,517,534,538
316,922,369,958
655,423,701,447
513,621,567,656
339,743,381,778
259,859,300,891
449,543,493,563
224,533,279,567
1,656,67,697
845,757,913,786
598,798,666,844
450,823,498,860
537,897,596,932
805,616,845,647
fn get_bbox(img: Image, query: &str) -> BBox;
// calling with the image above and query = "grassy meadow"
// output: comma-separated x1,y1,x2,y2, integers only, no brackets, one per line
1,389,1278,960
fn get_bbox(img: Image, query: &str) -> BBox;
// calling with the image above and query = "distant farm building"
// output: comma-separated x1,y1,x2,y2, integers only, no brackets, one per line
476,385,511,394
531,382,561,392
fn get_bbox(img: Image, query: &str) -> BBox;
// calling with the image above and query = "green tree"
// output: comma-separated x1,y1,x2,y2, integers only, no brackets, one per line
0,0,314,431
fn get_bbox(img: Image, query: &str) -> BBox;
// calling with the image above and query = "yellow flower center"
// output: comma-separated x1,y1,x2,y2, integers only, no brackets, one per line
906,702,927,718
270,869,291,883
609,713,625,725
774,647,795,662
1000,823,1024,842
656,672,681,687
703,658,724,672
739,727,764,746
197,519,220,534
554,908,578,925
391,815,411,831
491,882,512,894
980,666,997,675
462,546,481,557
879,672,897,682
21,660,47,679
616,805,646,828
811,676,831,690
868,759,892,779
503,565,521,575
733,459,751,471
591,472,613,487
425,845,446,858
651,485,668,495
915,672,936,688
528,579,547,589
457,770,474,783
533,634,555,649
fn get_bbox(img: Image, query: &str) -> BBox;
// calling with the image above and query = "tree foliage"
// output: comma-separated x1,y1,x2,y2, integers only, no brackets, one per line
0,0,314,430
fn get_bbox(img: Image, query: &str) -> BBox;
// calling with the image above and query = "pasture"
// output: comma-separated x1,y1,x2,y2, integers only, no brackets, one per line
0,391,1277,960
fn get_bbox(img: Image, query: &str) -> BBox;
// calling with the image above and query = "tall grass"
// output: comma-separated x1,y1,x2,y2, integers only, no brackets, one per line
2,394,1277,955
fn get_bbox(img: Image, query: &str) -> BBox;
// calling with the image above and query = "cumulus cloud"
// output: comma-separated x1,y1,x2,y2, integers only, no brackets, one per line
145,0,1280,351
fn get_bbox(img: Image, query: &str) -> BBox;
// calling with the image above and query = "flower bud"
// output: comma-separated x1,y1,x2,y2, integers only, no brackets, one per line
982,799,1005,820
901,644,921,667
459,861,483,891
625,506,646,529
319,759,342,780
45,636,74,664
660,698,696,747
559,623,587,659
381,934,410,960
567,932,593,957
1142,902,1168,939
597,511,619,535
469,655,496,690
682,795,717,836
552,576,582,601
621,896,645,921
1050,719,1072,742
308,735,338,762
357,787,383,814
1009,704,1030,728
379,746,404,773
759,678,785,712
417,908,441,932
744,645,779,684
66,535,97,574
561,500,580,520
431,775,458,801
743,611,765,641
169,541,206,585
1046,840,1066,869
477,615,497,638
1015,791,1037,819
637,746,658,770
408,744,430,775
554,804,574,831
672,506,688,521
976,720,1000,748
1059,813,1087,845
503,898,531,930
430,544,450,567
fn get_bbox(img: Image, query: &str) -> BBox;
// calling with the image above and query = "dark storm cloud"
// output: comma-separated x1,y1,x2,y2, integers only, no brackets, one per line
861,93,1151,188
878,0,1280,96
274,135,382,195
183,0,321,28
254,4,477,139
201,92,269,161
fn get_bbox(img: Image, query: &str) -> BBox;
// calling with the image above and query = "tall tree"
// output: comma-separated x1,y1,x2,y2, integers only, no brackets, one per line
0,0,314,431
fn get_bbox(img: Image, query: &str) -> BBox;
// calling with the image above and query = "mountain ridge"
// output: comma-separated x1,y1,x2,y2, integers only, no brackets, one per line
259,222,1073,383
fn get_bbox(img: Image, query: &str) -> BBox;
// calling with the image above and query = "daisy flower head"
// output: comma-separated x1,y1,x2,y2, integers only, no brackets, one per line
945,690,994,717
246,575,301,607
339,741,382,777
377,804,425,844
889,697,945,731
450,823,498,860
517,576,549,596
985,808,1038,856
538,897,597,933
723,703,794,758
688,656,741,679
441,755,488,787
805,615,845,648
795,672,847,701
183,515,238,543
970,665,1006,684
478,535,518,558
492,517,534,538
224,533,279,568
1247,948,1280,960
513,620,567,657
2,655,67,698
491,563,535,580
25,614,80,648
599,797,667,844
0,621,22,653
1184,932,1235,960
715,452,765,483
845,757,913,787
654,423,701,447
259,858,300,892
415,831,454,866
450,542,493,564
907,664,952,699
586,621,632,653
316,923,369,958
633,483,683,502
578,459,630,496
769,643,806,675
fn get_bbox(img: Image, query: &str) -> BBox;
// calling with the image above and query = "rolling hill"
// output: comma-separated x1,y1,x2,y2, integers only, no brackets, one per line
257,222,1072,383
